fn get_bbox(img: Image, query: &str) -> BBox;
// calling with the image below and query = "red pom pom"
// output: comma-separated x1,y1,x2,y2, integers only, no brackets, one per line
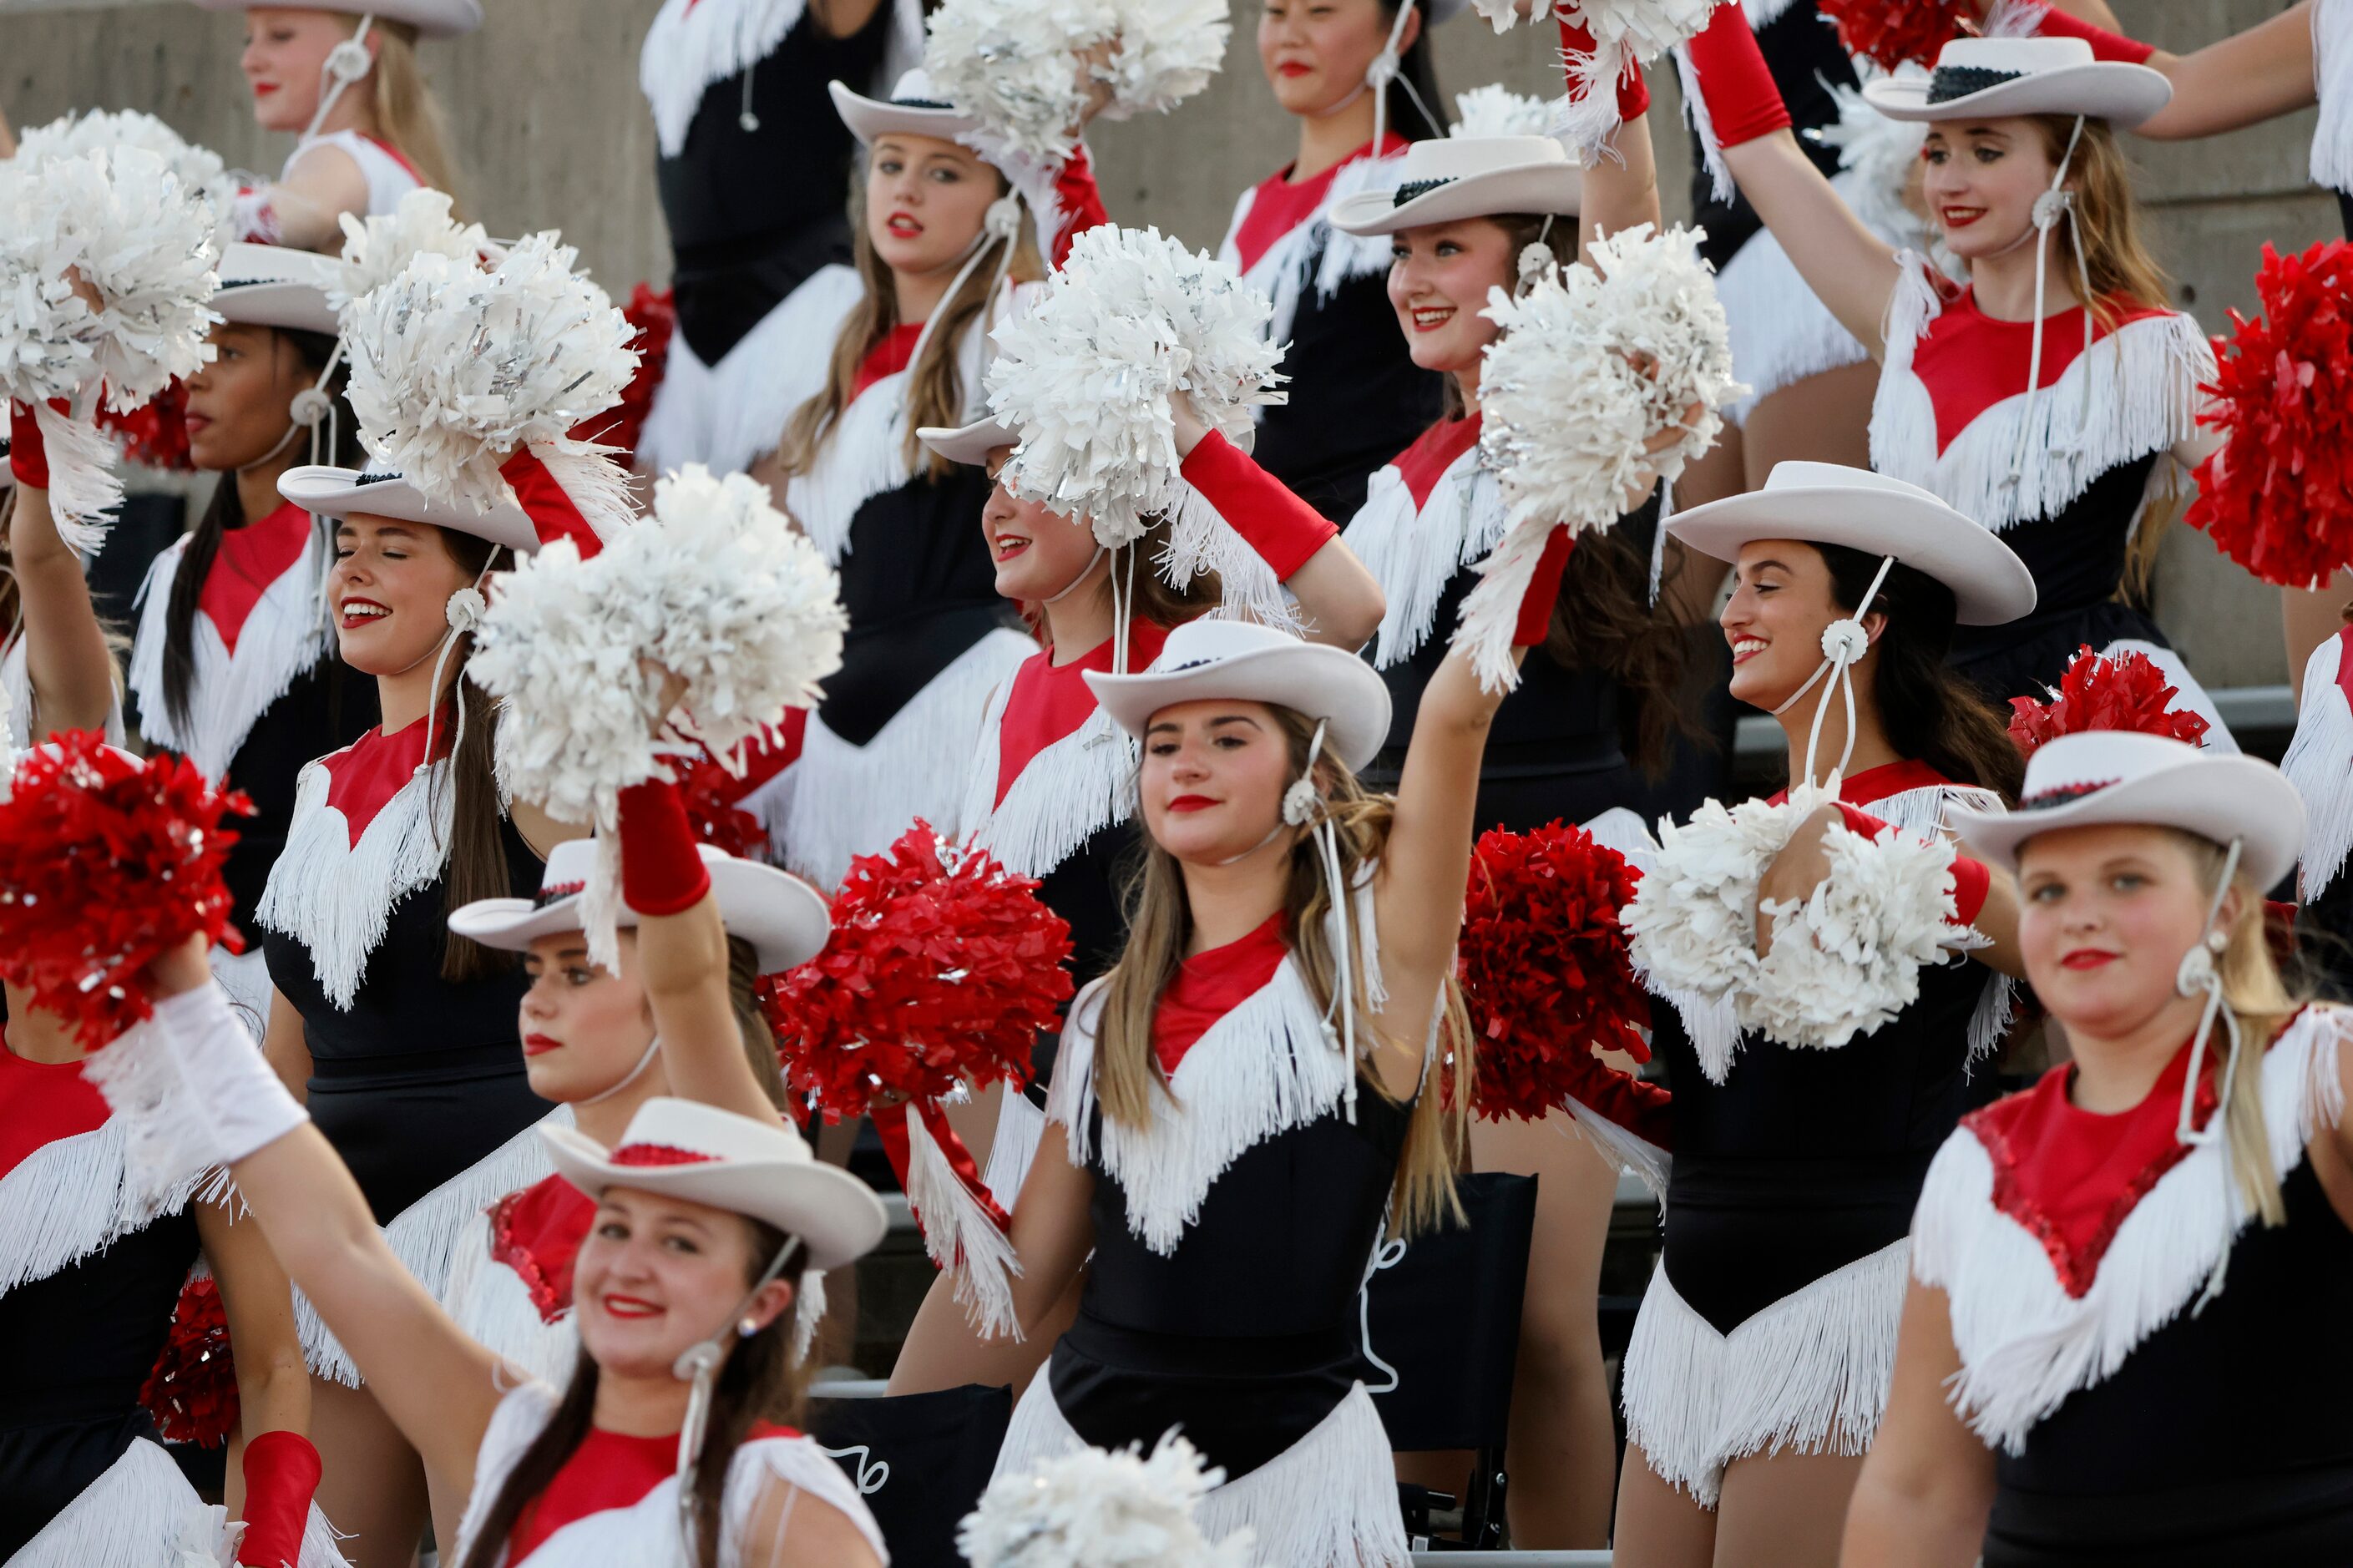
598,283,675,465
1817,0,1973,69
2007,645,2212,761
678,752,768,862
766,822,1075,1120
0,732,251,1050
97,379,195,473
139,1275,240,1447
1452,822,1652,1123
2187,240,2353,588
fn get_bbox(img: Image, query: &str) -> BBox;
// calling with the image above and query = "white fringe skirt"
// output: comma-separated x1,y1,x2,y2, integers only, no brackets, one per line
10,1435,348,1568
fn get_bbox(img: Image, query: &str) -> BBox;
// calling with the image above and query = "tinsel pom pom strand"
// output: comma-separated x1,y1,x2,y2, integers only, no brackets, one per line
958,1431,1252,1568
923,0,1229,164
329,186,494,317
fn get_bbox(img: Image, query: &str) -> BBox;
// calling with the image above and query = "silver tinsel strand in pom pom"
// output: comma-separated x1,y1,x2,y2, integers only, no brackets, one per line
1450,84,1559,139
925,0,1227,163
329,188,493,317
958,1432,1252,1568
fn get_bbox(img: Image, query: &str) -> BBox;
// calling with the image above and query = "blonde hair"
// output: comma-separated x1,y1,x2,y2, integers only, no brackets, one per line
1093,706,1472,1238
775,166,1042,482
358,18,463,211
2031,114,2170,328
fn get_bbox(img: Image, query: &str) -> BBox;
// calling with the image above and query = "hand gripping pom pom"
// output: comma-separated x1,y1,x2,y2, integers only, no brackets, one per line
1817,0,1975,70
1455,222,1743,690
923,0,1228,164
985,225,1296,625
0,732,250,1052
1469,1,1714,157
1450,84,1556,139
2186,240,2353,588
958,1431,1252,1568
1451,822,1653,1122
2007,645,2212,761
329,186,493,317
139,1276,239,1448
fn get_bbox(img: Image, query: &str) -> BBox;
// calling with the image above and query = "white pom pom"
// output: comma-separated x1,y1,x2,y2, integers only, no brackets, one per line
957,1432,1253,1568
330,187,491,317
1450,83,1556,139
10,109,238,252
925,0,1227,163
342,231,635,517
1549,1,1722,158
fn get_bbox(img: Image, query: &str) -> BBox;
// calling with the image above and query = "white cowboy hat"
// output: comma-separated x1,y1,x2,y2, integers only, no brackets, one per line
541,1098,888,1272
449,837,831,977
917,416,1015,469
1863,37,2171,129
278,464,544,556
830,68,984,146
190,0,483,37
1085,618,1392,772
1332,134,1581,236
214,242,348,336
1949,731,2304,889
1665,461,2038,626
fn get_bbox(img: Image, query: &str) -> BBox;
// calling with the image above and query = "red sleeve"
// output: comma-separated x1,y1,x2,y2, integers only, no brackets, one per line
2025,7,2156,64
1834,803,1991,928
9,402,50,490
1515,528,1576,649
1683,0,1794,149
619,776,713,916
1559,16,1652,119
1176,428,1338,580
498,445,605,559
1050,145,1113,270
235,1430,322,1568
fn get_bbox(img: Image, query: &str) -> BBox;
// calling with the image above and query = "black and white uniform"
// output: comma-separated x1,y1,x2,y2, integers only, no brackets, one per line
256,714,568,1388
1620,763,2013,1505
1911,1005,2353,1565
994,878,1419,1568
634,0,918,476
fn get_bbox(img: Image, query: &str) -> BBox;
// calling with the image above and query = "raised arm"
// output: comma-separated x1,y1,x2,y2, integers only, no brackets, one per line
241,141,375,255
1561,17,1665,255
1681,1,1905,348
6,407,118,736
2025,3,2320,141
1842,1279,1998,1567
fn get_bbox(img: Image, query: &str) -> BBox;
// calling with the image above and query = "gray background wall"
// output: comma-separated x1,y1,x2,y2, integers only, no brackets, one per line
3,0,2329,684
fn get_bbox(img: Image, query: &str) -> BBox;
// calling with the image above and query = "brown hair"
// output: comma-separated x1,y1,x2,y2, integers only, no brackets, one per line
433,528,513,984
360,18,463,210
454,1227,815,1568
775,166,1043,483
725,933,791,1110
1094,706,1471,1237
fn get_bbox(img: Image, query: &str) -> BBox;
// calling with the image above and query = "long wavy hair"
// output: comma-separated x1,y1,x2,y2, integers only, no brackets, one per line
352,17,463,207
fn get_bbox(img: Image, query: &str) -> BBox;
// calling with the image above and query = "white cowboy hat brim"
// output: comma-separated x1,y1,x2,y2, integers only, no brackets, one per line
1086,640,1393,773
917,417,1015,468
190,0,482,37
1665,482,2037,626
449,856,831,976
1863,63,2171,129
539,1123,888,1272
213,278,343,336
1332,160,1582,236
1949,756,2304,890
829,78,982,146
278,465,541,556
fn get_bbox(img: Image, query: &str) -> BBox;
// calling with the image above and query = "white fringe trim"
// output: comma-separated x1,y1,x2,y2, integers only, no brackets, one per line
638,0,807,159
1342,448,1506,669
530,440,636,546
9,1435,349,1568
2315,0,2353,195
1622,1237,1910,1509
255,755,451,1012
1672,41,1732,207
775,627,1035,888
0,1105,208,1297
1870,256,2215,531
1161,480,1303,633
209,943,274,1043
1912,1004,2353,1454
963,675,1138,881
1743,0,1799,24
635,265,864,478
128,526,332,782
72,1022,245,1224
0,634,124,751
1221,151,1404,361
1566,1098,1670,1202
33,401,123,557
983,1086,1047,1214
903,1104,1025,1340
440,1206,581,1390
994,1373,1409,1568
296,1105,571,1387
2285,631,2353,898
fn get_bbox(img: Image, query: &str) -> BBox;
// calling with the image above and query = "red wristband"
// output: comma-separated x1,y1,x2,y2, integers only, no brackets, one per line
2027,7,2155,65
1051,146,1112,270
1684,0,1794,149
1177,429,1338,582
237,1430,322,1567
1559,17,1652,119
498,445,604,560
620,777,713,916
1948,852,1991,930
1514,527,1576,648
10,402,51,490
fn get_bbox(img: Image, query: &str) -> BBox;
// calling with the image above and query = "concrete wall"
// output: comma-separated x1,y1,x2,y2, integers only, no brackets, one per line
5,0,2330,681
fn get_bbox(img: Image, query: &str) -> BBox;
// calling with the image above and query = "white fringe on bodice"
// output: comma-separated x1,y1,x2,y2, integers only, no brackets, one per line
0,1105,215,1301
636,265,866,478
440,1205,584,1391
2284,631,2353,898
957,675,1138,882
1218,151,1406,365
1342,443,1505,670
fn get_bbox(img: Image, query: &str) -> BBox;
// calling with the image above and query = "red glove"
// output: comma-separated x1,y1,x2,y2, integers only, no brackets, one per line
620,776,712,916
1177,429,1338,581
1559,16,1652,120
2026,7,2156,65
498,445,604,559
10,402,51,490
1833,802,1992,928
1683,0,1793,149
235,1430,322,1567
1514,527,1576,648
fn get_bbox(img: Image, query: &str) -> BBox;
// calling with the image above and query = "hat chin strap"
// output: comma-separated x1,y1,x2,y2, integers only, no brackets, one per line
578,1034,661,1107
671,1232,805,1554
303,13,377,144
2171,834,2244,1312
903,195,1024,384
1771,554,1895,793
1319,0,1430,151
2000,114,2096,492
407,549,504,771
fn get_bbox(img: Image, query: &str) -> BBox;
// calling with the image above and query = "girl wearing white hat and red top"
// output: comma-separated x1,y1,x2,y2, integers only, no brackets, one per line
1601,462,2037,1565
881,398,1386,1398
193,1,471,252
1847,732,2353,1565
755,68,1109,889
1220,0,1455,521
89,925,893,1565
127,245,379,1030
1675,10,2238,739
249,457,605,1563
